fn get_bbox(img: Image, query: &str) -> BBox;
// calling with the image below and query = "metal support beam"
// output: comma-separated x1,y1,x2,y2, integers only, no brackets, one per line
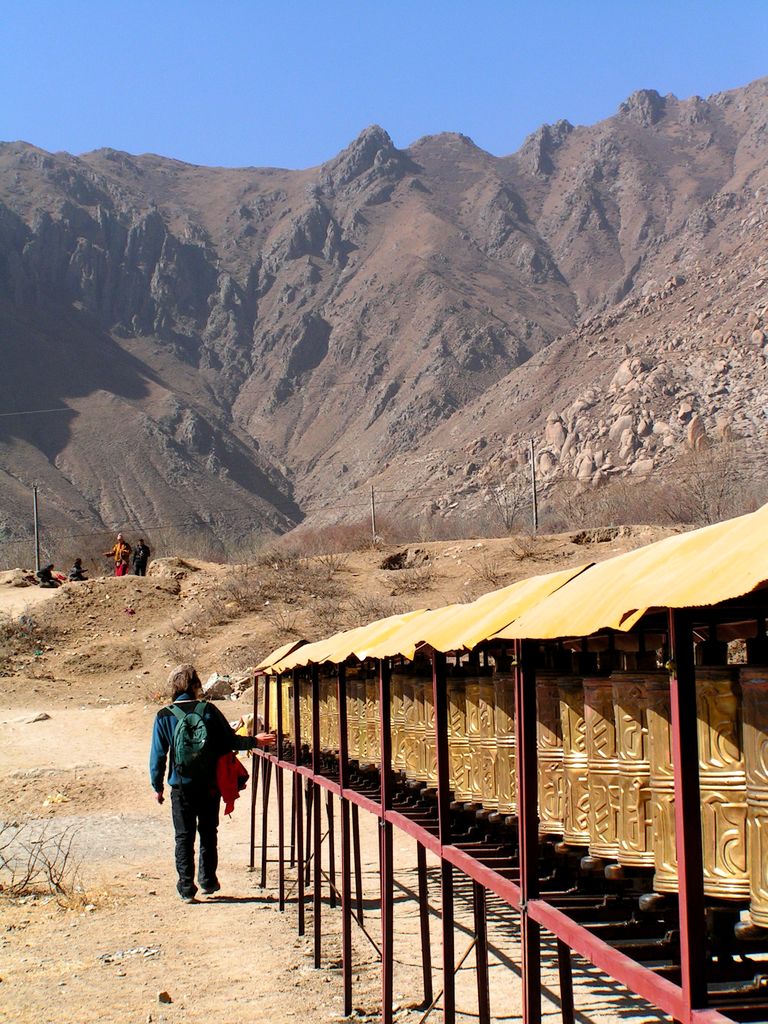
352,803,364,926
432,650,455,1024
417,842,434,1007
249,672,260,872
276,674,286,911
379,659,394,1024
473,881,491,1024
515,639,541,1024
669,609,708,1011
326,791,337,909
311,664,322,967
260,674,272,889
556,940,575,1024
293,669,305,936
337,664,353,1016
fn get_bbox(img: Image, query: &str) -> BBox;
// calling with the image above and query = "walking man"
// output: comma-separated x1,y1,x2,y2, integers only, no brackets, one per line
149,664,274,902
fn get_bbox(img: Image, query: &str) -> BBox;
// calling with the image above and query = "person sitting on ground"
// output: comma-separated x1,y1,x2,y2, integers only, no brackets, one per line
103,533,131,576
149,664,275,903
36,564,59,588
68,558,88,582
132,537,151,577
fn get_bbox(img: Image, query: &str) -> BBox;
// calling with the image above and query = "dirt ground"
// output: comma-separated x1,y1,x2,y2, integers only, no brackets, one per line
0,530,674,1024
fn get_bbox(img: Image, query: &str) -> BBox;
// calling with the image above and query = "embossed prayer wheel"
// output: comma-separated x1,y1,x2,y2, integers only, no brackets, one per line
448,677,472,802
612,673,655,867
298,678,312,748
346,675,363,762
413,678,437,785
318,676,339,753
697,666,748,899
401,676,420,780
742,666,768,926
537,675,565,835
363,676,380,768
390,674,408,774
559,678,590,846
478,677,497,809
494,673,517,816
465,677,484,805
646,674,677,892
584,677,620,860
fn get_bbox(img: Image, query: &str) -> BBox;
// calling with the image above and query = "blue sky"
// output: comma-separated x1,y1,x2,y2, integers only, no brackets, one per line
2,1,767,169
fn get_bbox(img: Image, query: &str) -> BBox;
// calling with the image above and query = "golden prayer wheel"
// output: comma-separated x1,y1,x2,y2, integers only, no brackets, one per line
742,666,768,926
559,678,590,846
391,673,408,774
584,677,620,859
647,668,749,899
494,673,517,816
412,677,437,785
478,678,498,809
363,676,381,768
299,679,311,748
646,674,677,892
346,676,363,761
448,677,472,802
465,677,484,805
318,676,339,753
537,675,565,835
401,676,420,780
612,673,655,867
697,667,748,899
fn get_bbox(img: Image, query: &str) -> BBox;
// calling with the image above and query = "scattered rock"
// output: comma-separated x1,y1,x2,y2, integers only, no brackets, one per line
157,991,173,1004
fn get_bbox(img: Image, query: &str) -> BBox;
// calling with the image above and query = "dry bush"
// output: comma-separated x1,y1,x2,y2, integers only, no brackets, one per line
388,564,437,596
342,595,405,629
465,553,507,589
261,603,302,637
0,821,85,906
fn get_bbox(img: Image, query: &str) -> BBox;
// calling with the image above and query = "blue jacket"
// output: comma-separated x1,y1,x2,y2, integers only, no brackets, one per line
150,691,256,791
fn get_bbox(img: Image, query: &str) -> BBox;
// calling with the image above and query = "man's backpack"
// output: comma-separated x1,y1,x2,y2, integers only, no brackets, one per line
169,701,215,779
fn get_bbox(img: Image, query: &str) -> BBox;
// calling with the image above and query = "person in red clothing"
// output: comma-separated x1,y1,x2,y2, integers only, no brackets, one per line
103,533,131,576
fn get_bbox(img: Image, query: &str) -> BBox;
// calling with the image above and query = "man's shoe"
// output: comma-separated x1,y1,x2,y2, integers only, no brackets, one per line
201,884,221,897
179,893,198,904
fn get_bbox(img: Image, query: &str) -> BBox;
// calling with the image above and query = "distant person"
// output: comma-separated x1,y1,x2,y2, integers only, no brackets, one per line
68,558,88,582
36,564,59,588
115,549,131,577
103,533,131,576
149,664,275,902
132,538,151,577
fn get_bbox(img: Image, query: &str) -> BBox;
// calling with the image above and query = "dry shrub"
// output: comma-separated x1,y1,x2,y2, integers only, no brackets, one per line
388,564,436,596
0,611,54,675
261,604,301,636
465,553,507,589
0,821,86,906
342,595,405,629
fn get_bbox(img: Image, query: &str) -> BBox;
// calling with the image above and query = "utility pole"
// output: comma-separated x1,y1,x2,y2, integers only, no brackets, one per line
370,485,377,545
528,439,539,533
32,485,41,573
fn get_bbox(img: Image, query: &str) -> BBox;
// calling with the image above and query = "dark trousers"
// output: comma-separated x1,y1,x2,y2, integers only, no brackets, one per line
133,563,147,576
170,783,220,897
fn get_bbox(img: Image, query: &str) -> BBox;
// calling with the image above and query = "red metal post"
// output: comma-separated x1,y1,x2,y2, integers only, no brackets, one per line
337,663,353,1016
260,674,272,889
379,659,395,1024
556,940,574,1024
417,842,434,1006
311,664,322,967
669,609,708,1012
433,650,456,1024
276,672,286,911
515,639,541,1024
249,672,260,871
473,880,491,1024
293,668,306,936
352,803,364,925
326,791,337,909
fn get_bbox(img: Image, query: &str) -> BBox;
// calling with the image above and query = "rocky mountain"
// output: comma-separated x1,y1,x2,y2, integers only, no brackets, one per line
0,77,766,556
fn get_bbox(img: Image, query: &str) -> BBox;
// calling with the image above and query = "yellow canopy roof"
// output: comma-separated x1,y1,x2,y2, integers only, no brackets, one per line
256,638,308,672
498,503,768,641
357,565,588,661
269,609,426,673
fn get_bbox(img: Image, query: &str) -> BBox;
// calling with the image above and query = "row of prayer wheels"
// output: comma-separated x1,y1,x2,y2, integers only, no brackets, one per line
267,664,768,930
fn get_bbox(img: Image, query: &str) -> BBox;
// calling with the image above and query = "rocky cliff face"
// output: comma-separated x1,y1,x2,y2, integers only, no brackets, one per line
0,77,766,552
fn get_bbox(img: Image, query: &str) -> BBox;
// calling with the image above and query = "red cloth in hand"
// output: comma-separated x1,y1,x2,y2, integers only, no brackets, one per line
216,752,249,816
